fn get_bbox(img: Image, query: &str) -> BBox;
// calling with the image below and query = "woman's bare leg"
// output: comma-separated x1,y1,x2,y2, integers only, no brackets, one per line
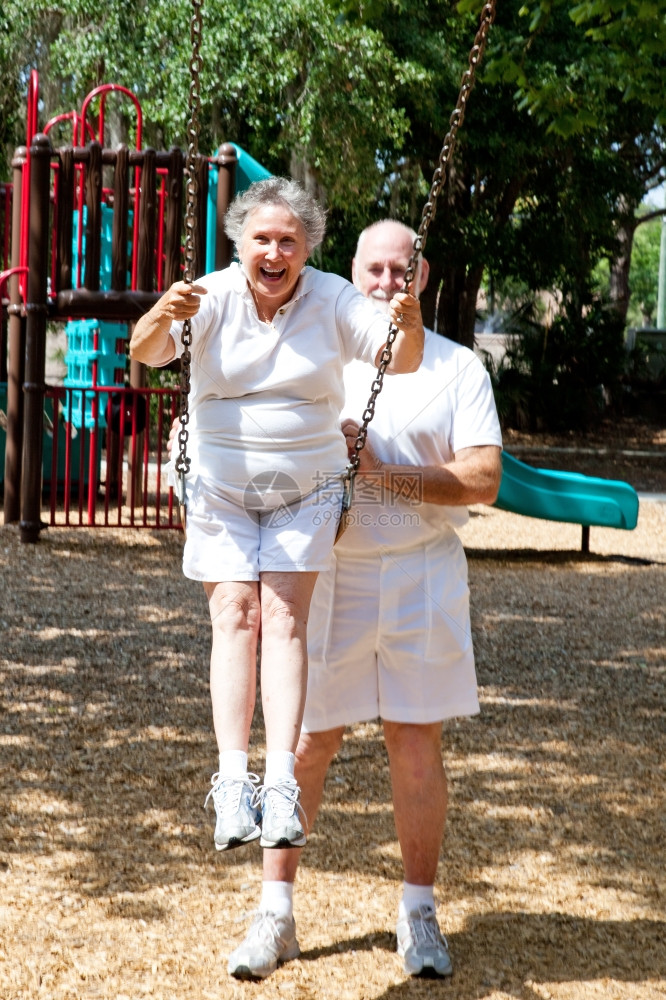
258,571,318,753
203,580,261,752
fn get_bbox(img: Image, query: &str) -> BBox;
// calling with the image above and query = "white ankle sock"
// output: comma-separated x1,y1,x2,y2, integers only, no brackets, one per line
264,751,296,785
218,749,248,778
399,882,435,919
260,880,294,920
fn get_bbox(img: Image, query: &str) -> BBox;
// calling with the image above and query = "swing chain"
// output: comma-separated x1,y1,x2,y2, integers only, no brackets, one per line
176,0,204,499
404,1,496,289
171,0,495,520
346,0,496,480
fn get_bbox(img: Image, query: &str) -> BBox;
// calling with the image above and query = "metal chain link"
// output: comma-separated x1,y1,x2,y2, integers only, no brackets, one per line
346,1,496,483
175,0,204,501
173,0,495,517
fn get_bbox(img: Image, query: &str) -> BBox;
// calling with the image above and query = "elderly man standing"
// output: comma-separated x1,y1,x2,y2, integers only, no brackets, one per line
226,218,503,981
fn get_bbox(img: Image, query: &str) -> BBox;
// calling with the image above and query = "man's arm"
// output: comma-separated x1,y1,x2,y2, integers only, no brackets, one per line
130,280,207,366
342,420,502,507
380,445,502,507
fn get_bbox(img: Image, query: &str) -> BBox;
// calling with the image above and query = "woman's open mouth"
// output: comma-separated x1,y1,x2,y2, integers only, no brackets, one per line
260,267,286,282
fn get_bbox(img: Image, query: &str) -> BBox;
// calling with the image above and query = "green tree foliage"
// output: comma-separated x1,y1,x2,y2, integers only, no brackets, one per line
8,2,414,206
567,0,666,121
0,13,19,175
478,0,666,134
628,218,662,327
488,299,627,431
0,2,44,178
478,0,665,336
1,0,664,417
601,214,663,329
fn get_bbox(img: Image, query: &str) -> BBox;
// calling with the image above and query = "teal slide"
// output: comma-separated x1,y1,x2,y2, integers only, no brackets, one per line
205,144,272,272
228,143,273,191
494,451,639,532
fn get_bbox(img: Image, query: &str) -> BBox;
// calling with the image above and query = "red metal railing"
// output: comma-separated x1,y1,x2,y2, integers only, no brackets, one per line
78,84,144,292
42,385,182,529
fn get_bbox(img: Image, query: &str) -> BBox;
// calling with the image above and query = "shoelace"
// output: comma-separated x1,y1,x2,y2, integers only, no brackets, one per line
258,779,306,823
246,911,286,948
204,772,260,815
407,906,446,948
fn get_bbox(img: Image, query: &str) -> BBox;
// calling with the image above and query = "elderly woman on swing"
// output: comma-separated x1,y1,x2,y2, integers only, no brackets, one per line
130,178,424,852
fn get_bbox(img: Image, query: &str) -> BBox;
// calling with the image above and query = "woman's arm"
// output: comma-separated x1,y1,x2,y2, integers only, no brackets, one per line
130,281,207,366
374,290,425,373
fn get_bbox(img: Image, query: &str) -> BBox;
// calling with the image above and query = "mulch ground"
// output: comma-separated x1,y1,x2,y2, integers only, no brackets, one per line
502,416,666,493
0,416,664,1000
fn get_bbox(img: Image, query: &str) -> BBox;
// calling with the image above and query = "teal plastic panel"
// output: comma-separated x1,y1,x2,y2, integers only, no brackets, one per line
494,452,639,530
0,383,101,484
228,143,272,192
206,145,273,272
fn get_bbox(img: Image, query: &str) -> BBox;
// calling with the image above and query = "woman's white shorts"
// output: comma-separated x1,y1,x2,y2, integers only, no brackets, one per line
303,532,480,730
182,474,344,581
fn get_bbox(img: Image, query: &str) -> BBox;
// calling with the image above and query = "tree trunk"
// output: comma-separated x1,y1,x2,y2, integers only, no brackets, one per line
420,259,483,348
609,217,636,327
416,162,524,346
290,150,327,208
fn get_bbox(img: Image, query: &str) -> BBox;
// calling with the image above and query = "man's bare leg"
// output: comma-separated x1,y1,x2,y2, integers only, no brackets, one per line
384,719,452,978
228,727,345,979
383,720,447,887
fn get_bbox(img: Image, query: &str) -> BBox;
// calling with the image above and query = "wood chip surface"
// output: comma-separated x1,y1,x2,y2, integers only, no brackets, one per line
1,490,664,999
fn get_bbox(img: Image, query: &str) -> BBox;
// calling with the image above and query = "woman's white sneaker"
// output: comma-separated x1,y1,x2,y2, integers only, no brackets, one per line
258,778,307,848
204,772,261,851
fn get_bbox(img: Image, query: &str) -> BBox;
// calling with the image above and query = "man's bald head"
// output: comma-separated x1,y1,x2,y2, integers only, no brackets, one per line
351,220,429,313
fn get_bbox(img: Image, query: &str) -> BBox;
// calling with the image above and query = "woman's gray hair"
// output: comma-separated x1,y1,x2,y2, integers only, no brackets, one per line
224,177,327,254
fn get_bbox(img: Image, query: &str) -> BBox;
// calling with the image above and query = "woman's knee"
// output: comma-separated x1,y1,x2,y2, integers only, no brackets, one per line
204,582,261,634
260,575,317,639
261,573,317,626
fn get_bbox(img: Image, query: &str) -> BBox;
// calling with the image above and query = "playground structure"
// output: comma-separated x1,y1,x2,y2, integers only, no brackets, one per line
0,72,271,541
495,452,639,553
1,69,640,549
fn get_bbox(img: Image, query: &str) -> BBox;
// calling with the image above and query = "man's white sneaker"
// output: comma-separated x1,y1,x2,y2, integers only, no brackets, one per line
258,778,307,848
396,904,453,977
228,911,300,980
204,772,261,851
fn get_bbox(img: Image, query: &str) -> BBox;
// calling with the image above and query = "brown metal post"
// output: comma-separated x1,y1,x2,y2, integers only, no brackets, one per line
128,355,147,508
130,148,157,503
137,148,156,291
84,141,103,292
20,133,52,543
194,154,209,278
215,143,237,270
56,147,74,293
4,147,27,524
112,145,130,292
164,147,184,288
105,146,130,504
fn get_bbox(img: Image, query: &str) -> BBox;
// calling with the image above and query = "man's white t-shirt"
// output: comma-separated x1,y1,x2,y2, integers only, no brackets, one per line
337,328,502,553
170,262,389,499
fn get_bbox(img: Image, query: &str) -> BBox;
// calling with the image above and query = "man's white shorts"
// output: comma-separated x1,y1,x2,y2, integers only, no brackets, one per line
182,474,343,582
303,532,480,730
